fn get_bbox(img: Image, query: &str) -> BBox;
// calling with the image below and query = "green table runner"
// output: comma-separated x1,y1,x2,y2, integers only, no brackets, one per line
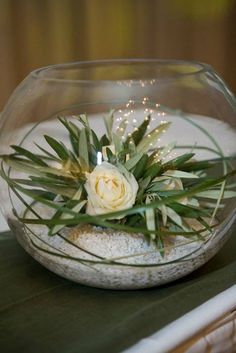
0,230,236,353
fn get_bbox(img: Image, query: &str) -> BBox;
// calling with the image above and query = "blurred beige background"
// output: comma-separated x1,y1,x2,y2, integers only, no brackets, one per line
0,0,236,110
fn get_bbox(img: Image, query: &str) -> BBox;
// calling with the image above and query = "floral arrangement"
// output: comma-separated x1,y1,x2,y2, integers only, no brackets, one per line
1,110,236,256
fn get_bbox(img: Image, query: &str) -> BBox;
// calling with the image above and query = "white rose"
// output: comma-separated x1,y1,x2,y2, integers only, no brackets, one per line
84,162,138,218
153,172,188,205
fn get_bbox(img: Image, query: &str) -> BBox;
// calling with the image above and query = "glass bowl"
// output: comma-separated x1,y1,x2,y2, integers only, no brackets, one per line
0,59,236,290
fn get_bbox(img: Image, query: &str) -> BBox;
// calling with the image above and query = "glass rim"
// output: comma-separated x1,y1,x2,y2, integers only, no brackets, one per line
31,58,210,84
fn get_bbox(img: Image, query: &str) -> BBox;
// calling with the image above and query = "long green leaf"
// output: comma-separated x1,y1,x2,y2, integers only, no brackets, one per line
116,118,128,138
59,117,79,140
196,190,236,199
165,206,184,228
103,109,114,142
91,130,101,152
129,114,151,145
79,128,89,171
50,196,86,236
163,170,199,179
112,133,123,155
143,163,161,179
2,157,45,177
34,143,61,161
125,152,144,171
133,154,149,179
137,122,171,153
159,141,176,160
145,196,156,240
162,153,195,171
44,135,69,160
11,145,48,167
12,178,76,198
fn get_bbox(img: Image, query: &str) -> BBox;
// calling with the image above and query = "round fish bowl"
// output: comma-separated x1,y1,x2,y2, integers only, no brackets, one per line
0,59,236,289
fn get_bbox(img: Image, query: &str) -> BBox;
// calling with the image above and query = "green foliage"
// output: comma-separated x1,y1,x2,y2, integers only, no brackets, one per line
127,114,151,145
1,109,235,259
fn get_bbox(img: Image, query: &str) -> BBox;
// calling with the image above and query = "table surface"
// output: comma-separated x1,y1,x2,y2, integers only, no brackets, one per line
0,227,236,353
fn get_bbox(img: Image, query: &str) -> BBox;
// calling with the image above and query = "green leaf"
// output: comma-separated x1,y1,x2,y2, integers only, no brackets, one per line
105,147,115,163
112,133,123,155
159,142,176,160
13,178,76,198
165,206,183,228
37,166,76,178
91,130,101,152
0,167,80,216
77,114,94,145
158,202,167,226
29,176,70,185
116,162,133,181
77,114,88,126
129,114,151,145
163,170,199,179
145,195,156,240
38,185,75,198
181,160,214,172
76,114,91,135
100,134,110,147
125,152,144,171
11,145,48,167
35,143,61,161
126,214,144,227
143,163,161,179
50,188,86,235
136,176,151,202
133,154,149,179
79,128,89,171
147,150,159,167
59,117,80,140
116,118,128,138
69,121,81,136
44,135,69,160
126,137,137,155
89,145,99,166
196,190,236,199
69,135,79,156
58,118,80,157
2,157,45,177
162,153,195,171
103,109,114,142
197,217,213,234
170,202,211,218
137,122,171,153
